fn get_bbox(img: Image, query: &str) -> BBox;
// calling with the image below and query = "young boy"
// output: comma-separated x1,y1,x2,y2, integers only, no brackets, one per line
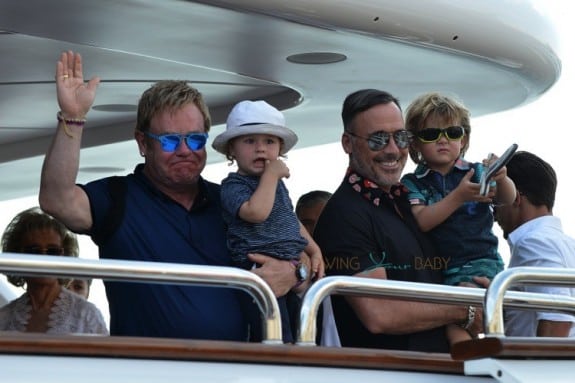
401,92,516,345
212,100,324,343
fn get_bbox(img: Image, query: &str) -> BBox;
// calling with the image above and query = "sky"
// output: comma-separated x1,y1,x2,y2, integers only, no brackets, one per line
0,1,572,326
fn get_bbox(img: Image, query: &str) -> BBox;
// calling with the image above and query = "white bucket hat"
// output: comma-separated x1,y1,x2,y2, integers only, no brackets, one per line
212,100,298,155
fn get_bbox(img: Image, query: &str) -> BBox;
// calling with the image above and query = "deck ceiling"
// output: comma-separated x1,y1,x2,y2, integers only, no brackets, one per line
0,0,561,201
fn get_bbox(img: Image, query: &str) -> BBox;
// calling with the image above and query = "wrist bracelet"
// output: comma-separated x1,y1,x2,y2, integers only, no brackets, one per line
57,111,86,138
460,305,476,330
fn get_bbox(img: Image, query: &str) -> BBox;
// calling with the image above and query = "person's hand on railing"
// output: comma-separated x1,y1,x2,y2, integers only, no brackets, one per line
458,277,489,338
465,305,484,338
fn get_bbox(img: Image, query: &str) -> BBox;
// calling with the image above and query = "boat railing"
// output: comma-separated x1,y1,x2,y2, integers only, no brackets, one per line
2,253,574,347
297,267,575,345
0,253,283,344
485,266,575,335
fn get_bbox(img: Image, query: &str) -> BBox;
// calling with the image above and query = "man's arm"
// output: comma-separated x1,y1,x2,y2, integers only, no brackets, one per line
39,51,99,233
537,320,573,337
347,267,473,335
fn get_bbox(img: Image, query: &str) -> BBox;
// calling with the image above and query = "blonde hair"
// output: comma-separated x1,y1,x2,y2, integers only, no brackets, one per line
405,92,471,164
136,80,211,133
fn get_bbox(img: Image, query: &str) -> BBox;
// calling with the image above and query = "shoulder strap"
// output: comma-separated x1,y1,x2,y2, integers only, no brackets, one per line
92,176,127,246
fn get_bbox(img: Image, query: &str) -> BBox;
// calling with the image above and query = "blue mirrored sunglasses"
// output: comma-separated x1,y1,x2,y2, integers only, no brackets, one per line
145,132,209,152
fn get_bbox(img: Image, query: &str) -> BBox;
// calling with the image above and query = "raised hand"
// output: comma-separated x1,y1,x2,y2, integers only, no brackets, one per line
56,51,100,119
264,158,290,179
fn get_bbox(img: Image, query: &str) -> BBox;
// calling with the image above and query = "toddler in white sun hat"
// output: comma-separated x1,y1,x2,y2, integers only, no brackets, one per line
213,100,324,343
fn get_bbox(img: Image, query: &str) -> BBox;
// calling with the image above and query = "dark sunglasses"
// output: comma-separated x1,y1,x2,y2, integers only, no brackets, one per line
347,130,413,150
145,132,208,152
22,246,64,255
416,126,465,143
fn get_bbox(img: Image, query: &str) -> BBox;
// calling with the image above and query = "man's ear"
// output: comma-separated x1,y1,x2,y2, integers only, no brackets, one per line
513,191,522,207
134,130,147,156
342,133,352,154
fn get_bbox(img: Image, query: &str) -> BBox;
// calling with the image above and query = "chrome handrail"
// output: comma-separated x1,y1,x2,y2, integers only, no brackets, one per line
297,273,575,345
485,266,575,335
0,253,282,344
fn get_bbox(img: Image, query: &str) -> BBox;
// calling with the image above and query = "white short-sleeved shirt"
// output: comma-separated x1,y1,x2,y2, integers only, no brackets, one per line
505,216,575,337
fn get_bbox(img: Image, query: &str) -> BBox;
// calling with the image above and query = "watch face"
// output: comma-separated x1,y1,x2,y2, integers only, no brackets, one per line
296,263,308,281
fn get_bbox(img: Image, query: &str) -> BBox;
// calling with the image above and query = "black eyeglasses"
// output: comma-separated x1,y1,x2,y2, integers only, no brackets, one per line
145,132,209,152
416,126,465,143
22,246,64,255
346,130,413,150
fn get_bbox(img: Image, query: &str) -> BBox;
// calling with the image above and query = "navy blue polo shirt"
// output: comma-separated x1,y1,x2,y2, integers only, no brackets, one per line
82,164,248,340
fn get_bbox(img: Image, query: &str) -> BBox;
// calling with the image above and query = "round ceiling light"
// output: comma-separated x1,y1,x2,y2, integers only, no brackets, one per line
286,52,347,65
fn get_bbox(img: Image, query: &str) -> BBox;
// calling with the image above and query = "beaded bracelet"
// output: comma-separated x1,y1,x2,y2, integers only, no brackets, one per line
57,111,86,138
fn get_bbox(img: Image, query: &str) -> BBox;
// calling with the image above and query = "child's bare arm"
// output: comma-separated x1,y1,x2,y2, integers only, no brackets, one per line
483,153,516,205
238,159,289,223
487,157,516,205
299,221,325,279
412,168,490,232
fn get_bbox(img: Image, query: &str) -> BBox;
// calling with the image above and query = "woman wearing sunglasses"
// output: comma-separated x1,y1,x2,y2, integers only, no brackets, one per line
401,92,516,346
0,207,107,334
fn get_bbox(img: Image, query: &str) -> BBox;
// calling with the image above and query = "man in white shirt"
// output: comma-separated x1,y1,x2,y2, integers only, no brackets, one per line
494,151,575,337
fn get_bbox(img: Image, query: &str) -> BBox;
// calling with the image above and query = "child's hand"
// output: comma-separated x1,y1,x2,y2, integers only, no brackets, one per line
483,154,508,183
309,249,325,280
482,153,496,168
264,158,290,179
491,166,508,184
452,168,491,204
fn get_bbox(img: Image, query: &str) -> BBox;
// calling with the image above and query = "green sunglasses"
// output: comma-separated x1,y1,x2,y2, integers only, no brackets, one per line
416,126,465,143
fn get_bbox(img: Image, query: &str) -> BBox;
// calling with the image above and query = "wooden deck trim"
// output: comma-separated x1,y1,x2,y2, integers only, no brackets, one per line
451,337,575,360
0,334,462,374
